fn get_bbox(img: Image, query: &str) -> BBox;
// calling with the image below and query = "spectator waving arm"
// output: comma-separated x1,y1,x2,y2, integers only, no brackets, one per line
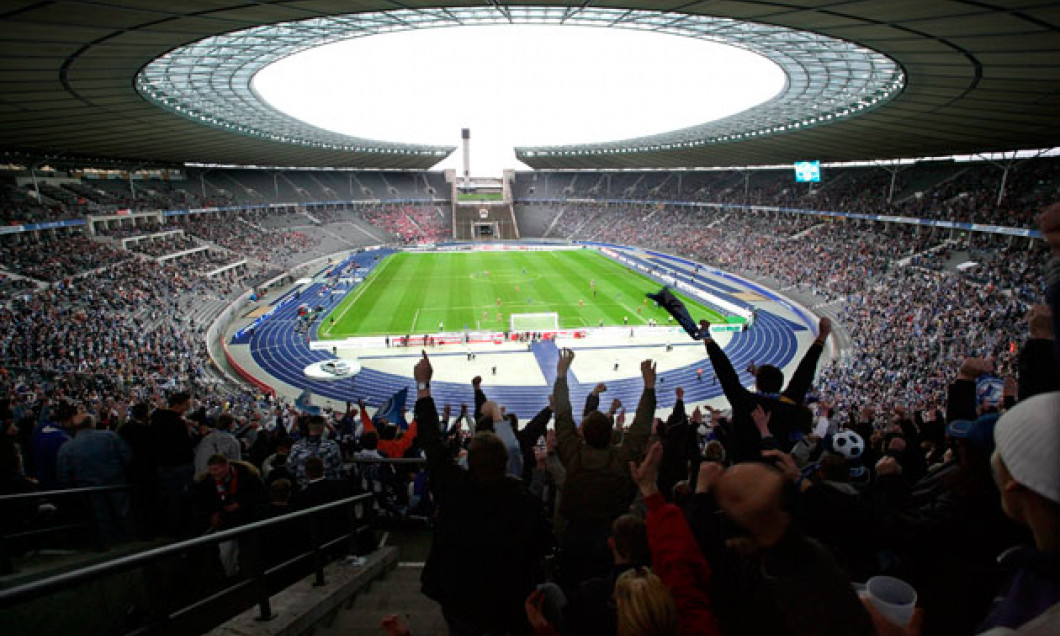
553,348,578,467
631,442,723,636
781,317,830,403
616,359,657,463
699,320,754,411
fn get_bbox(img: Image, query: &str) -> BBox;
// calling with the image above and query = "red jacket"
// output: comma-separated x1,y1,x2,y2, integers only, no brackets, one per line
645,493,723,636
360,408,418,458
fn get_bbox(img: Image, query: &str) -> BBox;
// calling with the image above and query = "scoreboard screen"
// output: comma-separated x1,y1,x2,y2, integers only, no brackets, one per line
794,160,821,183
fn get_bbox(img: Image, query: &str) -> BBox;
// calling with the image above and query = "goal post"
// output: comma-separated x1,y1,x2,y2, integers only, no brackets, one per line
509,312,560,332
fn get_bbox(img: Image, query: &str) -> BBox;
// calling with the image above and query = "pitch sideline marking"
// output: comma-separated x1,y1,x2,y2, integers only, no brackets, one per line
324,254,395,336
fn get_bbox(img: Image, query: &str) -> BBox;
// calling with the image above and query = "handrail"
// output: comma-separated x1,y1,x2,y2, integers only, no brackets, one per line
0,491,372,609
347,457,427,465
0,484,133,503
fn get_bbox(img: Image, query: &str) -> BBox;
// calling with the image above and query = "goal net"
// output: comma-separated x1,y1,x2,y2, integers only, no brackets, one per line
509,312,560,332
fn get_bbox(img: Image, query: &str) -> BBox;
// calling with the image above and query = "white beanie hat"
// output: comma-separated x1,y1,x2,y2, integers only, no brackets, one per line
994,391,1060,505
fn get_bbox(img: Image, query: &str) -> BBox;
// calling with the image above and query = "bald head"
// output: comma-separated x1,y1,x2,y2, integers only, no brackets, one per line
714,463,790,547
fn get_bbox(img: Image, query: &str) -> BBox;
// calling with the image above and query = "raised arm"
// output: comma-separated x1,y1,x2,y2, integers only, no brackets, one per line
700,320,753,411
671,386,687,423
413,352,446,468
631,443,722,636
782,317,830,403
472,376,487,422
516,400,553,452
553,348,579,466
617,360,657,462
583,383,605,416
947,357,992,423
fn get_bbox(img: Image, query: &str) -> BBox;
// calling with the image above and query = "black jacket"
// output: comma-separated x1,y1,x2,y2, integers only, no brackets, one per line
150,408,195,468
418,396,554,635
705,340,822,463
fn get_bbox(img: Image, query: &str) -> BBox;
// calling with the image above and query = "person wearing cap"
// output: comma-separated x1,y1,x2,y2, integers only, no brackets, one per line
979,391,1060,632
286,415,343,488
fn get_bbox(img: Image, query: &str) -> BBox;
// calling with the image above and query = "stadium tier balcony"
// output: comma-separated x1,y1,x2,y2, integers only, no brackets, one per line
0,235,133,282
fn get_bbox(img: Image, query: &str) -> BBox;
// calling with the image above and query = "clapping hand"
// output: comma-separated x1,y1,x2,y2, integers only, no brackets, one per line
381,614,412,636
760,450,800,483
699,319,713,343
696,460,724,494
629,441,663,497
640,359,657,389
751,404,772,437
524,589,552,631
557,348,575,376
815,317,832,344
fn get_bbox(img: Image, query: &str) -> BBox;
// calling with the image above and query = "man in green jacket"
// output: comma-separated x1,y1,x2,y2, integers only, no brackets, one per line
552,348,656,588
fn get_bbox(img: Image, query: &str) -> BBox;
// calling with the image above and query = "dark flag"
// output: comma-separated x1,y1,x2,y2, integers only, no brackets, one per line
647,287,701,340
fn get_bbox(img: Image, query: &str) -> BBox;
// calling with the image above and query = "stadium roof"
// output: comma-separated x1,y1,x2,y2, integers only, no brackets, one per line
1,1,1058,170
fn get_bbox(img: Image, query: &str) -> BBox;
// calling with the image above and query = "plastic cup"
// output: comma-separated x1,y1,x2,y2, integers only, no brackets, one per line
865,575,917,627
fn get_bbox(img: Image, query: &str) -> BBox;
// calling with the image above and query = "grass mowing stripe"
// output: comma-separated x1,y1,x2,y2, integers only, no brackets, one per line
320,253,394,337
321,250,730,338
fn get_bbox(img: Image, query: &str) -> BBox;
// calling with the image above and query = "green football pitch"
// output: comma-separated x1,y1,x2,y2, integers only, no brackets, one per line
318,249,730,338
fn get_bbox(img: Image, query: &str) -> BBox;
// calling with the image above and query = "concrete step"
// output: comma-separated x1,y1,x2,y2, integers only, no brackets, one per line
207,547,398,636
331,565,446,636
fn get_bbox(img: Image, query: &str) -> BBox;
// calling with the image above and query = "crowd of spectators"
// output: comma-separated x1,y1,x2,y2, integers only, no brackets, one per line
128,233,200,258
543,202,1051,426
93,220,166,239
0,235,133,282
520,157,1060,229
174,212,320,267
1,165,1057,636
379,235,1057,636
362,204,449,244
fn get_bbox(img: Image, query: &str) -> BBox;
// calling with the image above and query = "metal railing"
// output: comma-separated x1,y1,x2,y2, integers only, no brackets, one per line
0,492,373,635
0,484,136,572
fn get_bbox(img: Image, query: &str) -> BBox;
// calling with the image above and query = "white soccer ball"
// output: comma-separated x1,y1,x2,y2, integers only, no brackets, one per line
831,430,865,461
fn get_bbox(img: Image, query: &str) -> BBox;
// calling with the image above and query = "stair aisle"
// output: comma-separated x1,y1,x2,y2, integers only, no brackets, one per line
316,564,445,636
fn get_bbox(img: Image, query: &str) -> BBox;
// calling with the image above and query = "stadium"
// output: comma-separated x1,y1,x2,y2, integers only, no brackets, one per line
1,2,1058,636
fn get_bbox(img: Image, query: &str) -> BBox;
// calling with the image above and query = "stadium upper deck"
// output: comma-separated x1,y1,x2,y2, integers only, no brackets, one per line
0,1,1058,170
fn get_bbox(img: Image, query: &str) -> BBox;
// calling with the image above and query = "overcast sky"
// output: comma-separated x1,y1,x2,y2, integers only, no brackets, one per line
254,25,785,175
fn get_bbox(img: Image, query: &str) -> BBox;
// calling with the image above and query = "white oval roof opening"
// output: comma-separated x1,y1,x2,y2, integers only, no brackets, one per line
253,25,786,174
